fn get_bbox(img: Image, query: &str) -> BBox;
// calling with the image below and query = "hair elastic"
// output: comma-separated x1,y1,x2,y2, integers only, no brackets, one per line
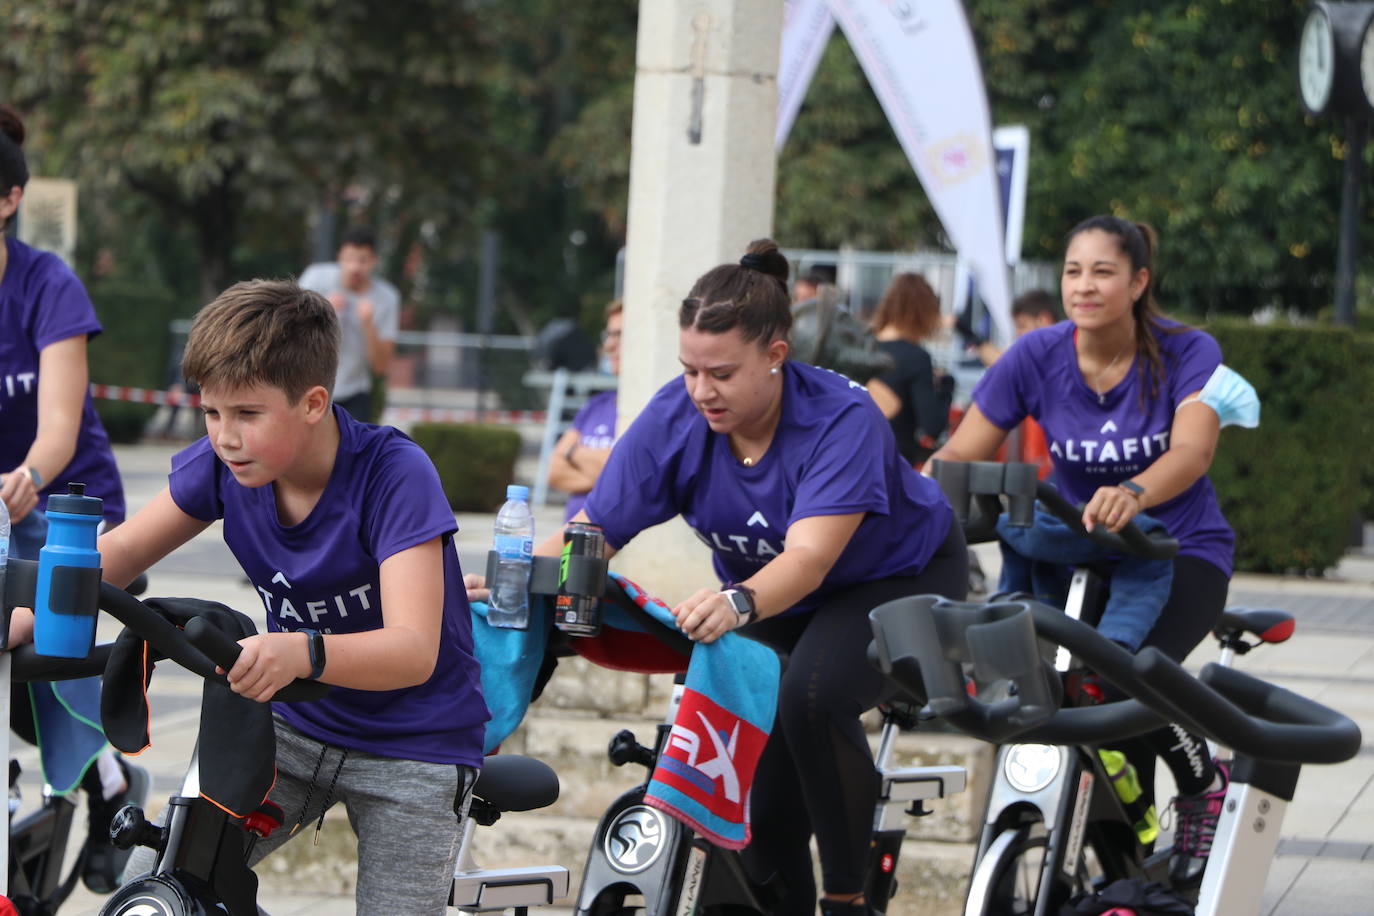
739,253,767,271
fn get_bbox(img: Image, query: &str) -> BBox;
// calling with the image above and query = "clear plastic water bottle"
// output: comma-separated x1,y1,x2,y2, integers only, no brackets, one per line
488,484,534,629
0,494,10,597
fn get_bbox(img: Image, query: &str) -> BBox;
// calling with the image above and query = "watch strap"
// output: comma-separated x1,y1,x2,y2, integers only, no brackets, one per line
300,628,326,680
721,586,757,627
1118,479,1145,503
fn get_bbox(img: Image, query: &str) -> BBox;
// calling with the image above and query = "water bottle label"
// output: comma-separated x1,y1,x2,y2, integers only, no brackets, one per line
494,534,533,560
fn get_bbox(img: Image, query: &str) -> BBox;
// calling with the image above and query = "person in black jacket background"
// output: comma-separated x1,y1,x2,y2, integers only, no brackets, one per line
867,272,949,464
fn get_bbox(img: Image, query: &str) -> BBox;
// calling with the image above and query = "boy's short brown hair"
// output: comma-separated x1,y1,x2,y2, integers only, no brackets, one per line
182,279,340,404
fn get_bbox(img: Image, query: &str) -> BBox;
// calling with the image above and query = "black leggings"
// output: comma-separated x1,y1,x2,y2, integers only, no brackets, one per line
1107,555,1230,800
739,520,968,913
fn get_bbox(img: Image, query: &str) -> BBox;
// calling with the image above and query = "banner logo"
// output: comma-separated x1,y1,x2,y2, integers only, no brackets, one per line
926,132,985,187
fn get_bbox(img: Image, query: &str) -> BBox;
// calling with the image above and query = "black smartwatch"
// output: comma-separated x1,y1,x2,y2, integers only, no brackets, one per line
299,628,327,680
720,587,757,628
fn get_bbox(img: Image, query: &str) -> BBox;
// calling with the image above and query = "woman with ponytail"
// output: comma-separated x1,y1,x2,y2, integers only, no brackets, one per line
473,239,966,915
0,103,147,894
930,215,1253,888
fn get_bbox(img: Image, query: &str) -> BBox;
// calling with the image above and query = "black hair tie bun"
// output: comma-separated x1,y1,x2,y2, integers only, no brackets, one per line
739,253,767,271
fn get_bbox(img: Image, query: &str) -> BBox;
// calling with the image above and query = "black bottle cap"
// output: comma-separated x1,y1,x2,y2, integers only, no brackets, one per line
46,482,103,517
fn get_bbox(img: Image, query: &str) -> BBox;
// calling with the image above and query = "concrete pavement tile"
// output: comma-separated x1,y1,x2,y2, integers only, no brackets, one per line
1261,854,1304,914
1263,858,1374,915
1280,755,1372,838
258,892,356,914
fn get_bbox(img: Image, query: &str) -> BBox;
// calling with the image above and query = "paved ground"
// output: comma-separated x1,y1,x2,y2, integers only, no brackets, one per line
21,440,1374,914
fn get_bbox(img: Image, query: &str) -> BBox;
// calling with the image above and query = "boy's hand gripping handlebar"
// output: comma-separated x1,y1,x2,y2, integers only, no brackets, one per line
2,555,327,702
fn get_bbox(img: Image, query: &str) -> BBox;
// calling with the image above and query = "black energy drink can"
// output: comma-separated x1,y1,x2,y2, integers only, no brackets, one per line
555,522,605,636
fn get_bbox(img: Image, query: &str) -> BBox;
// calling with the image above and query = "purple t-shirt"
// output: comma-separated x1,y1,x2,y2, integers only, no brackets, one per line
0,238,125,524
564,389,618,521
971,320,1234,576
586,361,954,613
169,407,488,766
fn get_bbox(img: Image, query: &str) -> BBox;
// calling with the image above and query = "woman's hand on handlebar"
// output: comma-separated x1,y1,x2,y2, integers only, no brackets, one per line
1083,484,1142,534
223,632,312,703
463,573,490,604
672,588,740,645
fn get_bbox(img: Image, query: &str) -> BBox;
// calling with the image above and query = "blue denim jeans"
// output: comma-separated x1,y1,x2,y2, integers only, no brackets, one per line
10,509,48,560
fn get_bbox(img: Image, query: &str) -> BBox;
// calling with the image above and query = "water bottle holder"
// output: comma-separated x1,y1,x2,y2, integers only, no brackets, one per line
41,565,102,617
487,552,605,598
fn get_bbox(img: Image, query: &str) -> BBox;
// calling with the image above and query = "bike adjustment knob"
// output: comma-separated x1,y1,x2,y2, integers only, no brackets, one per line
608,729,651,767
110,804,163,851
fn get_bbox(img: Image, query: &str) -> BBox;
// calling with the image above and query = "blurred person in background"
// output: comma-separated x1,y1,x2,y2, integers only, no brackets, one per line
950,289,1062,480
0,101,148,895
298,226,399,422
791,269,827,306
865,272,950,465
547,300,622,521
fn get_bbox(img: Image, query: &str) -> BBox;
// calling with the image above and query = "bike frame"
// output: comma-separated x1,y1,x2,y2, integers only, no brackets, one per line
575,679,966,916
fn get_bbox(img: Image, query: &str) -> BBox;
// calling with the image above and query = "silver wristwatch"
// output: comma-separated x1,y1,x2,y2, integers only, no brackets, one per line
721,587,757,627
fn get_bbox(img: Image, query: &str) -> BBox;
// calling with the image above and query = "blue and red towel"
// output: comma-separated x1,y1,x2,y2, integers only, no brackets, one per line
472,572,779,849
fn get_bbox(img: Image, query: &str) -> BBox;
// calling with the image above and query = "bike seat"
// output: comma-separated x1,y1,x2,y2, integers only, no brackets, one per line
1215,607,1294,644
474,755,560,813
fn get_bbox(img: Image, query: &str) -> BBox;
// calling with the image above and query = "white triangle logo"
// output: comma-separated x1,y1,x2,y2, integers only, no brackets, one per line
271,571,292,588
746,511,769,529
1100,420,1118,434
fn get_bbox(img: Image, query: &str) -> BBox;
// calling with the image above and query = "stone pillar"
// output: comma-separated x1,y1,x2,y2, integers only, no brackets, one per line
613,0,783,604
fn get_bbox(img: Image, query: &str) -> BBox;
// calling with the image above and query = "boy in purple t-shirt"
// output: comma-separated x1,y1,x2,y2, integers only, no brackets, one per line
94,280,488,913
932,215,1243,888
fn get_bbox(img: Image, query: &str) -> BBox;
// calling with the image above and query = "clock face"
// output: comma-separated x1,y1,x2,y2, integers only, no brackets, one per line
1299,7,1336,114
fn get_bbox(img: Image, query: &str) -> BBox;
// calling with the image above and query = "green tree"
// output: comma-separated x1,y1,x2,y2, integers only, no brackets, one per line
972,0,1349,315
2,0,490,301
558,1,1355,317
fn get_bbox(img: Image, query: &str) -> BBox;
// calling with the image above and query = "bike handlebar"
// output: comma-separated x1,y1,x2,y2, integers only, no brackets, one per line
930,460,1179,559
2,556,326,703
1134,648,1362,764
183,616,329,703
870,594,1362,764
1032,480,1179,560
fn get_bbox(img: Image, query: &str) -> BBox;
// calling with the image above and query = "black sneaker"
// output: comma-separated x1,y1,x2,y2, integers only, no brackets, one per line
82,760,151,894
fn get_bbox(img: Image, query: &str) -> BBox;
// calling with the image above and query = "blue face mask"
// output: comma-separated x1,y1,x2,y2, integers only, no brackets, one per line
1180,364,1260,429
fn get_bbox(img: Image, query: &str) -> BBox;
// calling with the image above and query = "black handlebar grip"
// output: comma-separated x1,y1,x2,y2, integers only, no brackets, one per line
1134,649,1362,764
1033,482,1179,560
8,642,113,681
183,616,330,703
1014,699,1166,745
183,616,244,669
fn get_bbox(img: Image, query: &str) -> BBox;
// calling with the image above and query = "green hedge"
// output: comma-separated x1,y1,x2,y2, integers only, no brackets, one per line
410,423,522,512
87,281,183,443
1207,320,1371,573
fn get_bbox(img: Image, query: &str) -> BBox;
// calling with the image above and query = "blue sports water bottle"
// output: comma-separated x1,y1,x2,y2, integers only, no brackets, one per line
34,482,103,658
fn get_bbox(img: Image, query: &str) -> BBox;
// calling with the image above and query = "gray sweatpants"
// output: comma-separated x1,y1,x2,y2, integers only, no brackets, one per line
129,717,478,914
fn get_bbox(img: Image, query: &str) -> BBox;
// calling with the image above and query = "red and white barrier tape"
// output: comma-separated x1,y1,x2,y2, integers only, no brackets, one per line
89,384,544,425
384,407,547,424
90,384,200,407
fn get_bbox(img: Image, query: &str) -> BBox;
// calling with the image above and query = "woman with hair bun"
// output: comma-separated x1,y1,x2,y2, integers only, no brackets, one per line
0,102,147,894
560,240,967,915
931,215,1255,888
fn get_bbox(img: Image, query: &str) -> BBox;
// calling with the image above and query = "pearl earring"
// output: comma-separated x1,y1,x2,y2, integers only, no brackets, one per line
770,366,780,375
